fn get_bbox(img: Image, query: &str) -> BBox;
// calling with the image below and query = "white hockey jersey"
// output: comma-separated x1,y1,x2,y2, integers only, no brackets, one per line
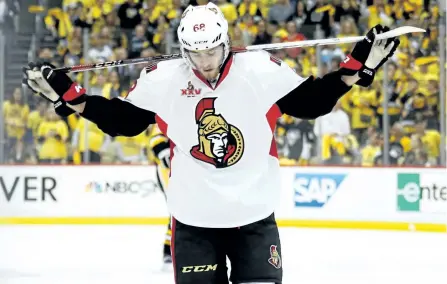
124,50,306,228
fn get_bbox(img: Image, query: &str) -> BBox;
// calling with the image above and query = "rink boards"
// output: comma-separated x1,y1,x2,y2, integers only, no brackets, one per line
0,165,446,232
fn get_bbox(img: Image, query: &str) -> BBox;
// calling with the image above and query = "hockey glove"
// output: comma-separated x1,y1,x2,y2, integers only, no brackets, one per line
339,24,400,87
22,62,87,117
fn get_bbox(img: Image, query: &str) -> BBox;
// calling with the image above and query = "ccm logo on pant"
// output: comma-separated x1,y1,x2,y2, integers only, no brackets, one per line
182,264,217,273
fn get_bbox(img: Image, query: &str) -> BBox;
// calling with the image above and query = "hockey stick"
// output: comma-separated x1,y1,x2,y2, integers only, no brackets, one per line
55,26,425,73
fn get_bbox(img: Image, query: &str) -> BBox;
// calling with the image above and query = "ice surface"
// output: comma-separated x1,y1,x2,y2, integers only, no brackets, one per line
1,225,446,284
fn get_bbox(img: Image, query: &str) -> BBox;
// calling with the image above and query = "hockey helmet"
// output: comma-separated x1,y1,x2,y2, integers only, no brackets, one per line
177,2,230,69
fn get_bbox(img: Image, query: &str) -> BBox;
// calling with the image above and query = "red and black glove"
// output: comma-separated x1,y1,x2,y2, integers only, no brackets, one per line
22,62,87,116
339,24,400,87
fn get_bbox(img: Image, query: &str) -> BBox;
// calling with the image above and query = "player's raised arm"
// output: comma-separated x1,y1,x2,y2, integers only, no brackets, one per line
275,24,400,119
22,62,156,137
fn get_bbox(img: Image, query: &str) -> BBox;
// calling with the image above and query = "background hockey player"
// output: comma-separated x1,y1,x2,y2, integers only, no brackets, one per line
23,3,399,284
147,124,173,266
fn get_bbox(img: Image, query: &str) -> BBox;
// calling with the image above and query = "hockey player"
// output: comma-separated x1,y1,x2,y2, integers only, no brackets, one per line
147,124,173,266
23,3,399,283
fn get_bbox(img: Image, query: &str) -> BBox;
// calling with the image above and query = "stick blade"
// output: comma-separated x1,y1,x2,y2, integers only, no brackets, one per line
376,26,426,40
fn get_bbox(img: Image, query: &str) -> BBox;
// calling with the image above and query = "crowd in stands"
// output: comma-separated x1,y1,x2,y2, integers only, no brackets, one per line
1,0,444,167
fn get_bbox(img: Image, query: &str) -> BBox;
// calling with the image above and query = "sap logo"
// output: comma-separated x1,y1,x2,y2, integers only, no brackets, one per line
294,173,346,207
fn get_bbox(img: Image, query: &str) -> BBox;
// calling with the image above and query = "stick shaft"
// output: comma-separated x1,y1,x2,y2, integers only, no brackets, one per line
57,53,183,73
246,26,425,51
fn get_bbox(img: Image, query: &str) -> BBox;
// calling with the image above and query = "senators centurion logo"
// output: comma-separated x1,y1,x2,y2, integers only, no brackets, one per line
190,98,244,168
268,245,282,269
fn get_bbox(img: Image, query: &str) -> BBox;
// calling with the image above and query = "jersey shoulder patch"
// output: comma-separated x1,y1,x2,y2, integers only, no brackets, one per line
139,58,185,82
269,54,282,66
126,58,187,113
145,63,158,74
235,50,287,79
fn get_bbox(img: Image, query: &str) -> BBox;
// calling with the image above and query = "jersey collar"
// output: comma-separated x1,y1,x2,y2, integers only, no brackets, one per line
192,52,234,91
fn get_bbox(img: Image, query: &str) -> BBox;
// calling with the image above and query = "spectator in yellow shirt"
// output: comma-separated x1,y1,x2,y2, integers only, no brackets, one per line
400,79,425,133
366,0,393,29
361,132,381,166
113,131,148,164
336,16,359,54
2,88,29,162
375,62,403,129
411,57,438,95
238,14,258,43
150,15,170,51
72,118,111,164
238,0,263,19
231,25,250,47
62,38,82,70
412,121,441,165
102,70,128,99
424,79,440,130
313,100,351,164
349,82,379,144
44,6,74,39
36,107,69,164
24,101,49,163
217,0,238,25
